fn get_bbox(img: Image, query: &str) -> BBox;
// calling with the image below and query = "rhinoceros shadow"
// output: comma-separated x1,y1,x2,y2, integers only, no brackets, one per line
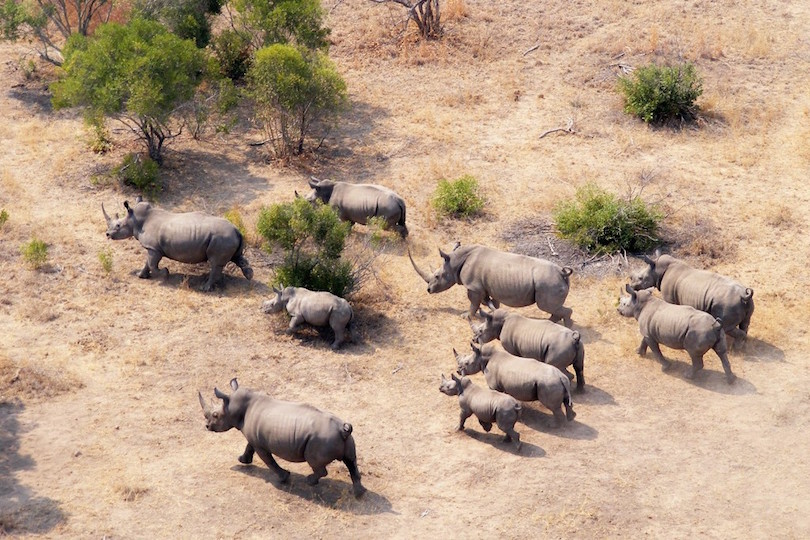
460,429,546,458
519,406,599,441
658,360,758,395
572,322,603,345
737,337,785,363
573,385,616,406
0,401,67,535
232,464,397,516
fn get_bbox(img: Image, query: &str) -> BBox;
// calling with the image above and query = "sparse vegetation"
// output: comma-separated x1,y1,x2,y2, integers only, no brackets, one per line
256,198,355,297
20,238,48,269
98,247,113,274
224,207,247,237
432,174,485,218
246,44,348,157
0,209,8,229
113,153,160,196
373,0,442,40
554,184,661,254
85,119,112,153
618,62,703,124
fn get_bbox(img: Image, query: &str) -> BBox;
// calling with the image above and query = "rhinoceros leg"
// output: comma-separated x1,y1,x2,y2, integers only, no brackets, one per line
646,341,673,372
458,408,472,430
238,443,255,464
685,351,705,379
342,457,366,498
466,290,486,320
253,447,290,483
548,306,573,328
139,249,168,280
201,264,225,292
287,314,305,334
478,419,493,432
712,335,737,384
637,338,648,356
330,319,348,349
306,466,328,486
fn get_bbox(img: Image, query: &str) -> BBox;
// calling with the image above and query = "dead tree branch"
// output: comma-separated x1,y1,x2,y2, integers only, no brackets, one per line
539,118,576,139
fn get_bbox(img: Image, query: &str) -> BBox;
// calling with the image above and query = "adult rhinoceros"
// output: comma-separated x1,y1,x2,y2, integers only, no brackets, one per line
102,198,252,291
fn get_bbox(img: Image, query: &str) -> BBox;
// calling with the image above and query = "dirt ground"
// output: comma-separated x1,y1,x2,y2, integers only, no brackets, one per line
2,0,810,537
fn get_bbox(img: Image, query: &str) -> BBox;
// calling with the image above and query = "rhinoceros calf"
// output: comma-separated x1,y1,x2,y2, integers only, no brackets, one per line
103,198,252,291
630,250,754,347
409,243,573,325
455,342,576,426
472,308,585,391
303,177,408,237
261,286,353,349
617,285,736,384
439,373,522,450
199,378,365,498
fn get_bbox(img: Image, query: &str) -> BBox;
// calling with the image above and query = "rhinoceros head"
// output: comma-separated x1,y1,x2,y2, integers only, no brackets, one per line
198,378,241,433
304,177,335,204
261,286,288,314
408,247,459,294
629,249,664,290
617,284,654,318
439,373,460,396
470,308,502,344
454,343,484,376
102,200,139,240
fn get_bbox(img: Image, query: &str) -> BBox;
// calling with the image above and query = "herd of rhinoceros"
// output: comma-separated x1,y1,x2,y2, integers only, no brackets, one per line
102,177,755,499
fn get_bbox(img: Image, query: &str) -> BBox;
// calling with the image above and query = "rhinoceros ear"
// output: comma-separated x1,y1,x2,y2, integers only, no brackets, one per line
135,195,143,203
470,341,481,354
438,248,450,262
123,200,130,210
309,176,320,188
294,190,301,199
625,284,637,297
230,378,239,391
213,387,229,406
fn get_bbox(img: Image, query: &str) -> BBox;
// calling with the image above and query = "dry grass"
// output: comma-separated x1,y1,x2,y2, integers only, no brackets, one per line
0,355,80,403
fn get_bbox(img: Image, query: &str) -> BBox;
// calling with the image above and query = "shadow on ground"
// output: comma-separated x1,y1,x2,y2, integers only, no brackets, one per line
0,401,66,535
520,406,599,440
740,337,785,363
233,464,397,516
461,429,545,457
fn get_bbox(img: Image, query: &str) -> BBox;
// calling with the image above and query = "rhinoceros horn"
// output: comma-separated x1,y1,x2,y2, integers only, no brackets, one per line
197,391,210,413
309,176,321,188
101,203,111,225
408,249,432,283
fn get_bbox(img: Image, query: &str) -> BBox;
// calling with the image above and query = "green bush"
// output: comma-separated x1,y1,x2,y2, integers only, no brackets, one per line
21,238,48,269
256,198,355,296
553,184,662,254
618,63,703,124
98,247,113,274
0,209,8,229
113,154,160,196
212,29,253,80
432,174,485,218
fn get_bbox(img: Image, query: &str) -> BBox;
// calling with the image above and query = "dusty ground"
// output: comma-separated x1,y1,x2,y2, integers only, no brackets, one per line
2,0,810,537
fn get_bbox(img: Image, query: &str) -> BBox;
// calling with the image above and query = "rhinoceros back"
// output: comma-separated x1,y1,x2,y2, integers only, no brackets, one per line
145,210,242,264
332,183,404,225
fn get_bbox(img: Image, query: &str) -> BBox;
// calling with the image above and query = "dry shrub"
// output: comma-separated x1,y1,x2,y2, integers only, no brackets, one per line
444,0,468,21
0,355,80,404
763,205,797,230
663,213,735,264
114,484,150,502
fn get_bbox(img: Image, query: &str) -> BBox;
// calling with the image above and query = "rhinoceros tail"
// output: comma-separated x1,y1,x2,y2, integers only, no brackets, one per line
341,422,353,440
397,200,408,237
514,402,523,419
231,231,253,281
742,288,754,303
571,330,581,344
561,267,573,279
562,378,576,421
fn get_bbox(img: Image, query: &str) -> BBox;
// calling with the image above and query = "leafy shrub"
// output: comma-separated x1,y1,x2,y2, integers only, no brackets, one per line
432,174,485,218
113,154,160,196
85,119,111,153
98,247,113,274
246,44,348,157
212,29,253,80
231,0,329,50
0,209,8,229
618,63,703,124
256,198,355,297
21,238,48,269
553,184,661,254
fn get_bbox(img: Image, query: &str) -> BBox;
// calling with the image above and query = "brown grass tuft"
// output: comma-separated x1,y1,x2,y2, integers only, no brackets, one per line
0,355,80,403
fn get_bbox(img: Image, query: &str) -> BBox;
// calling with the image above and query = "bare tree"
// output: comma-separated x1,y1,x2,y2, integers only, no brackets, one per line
1,0,117,65
370,0,442,39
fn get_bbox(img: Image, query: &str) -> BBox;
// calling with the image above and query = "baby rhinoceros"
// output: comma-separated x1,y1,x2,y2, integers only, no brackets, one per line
261,286,353,349
456,342,576,426
439,373,522,451
198,378,365,498
617,285,736,384
472,308,585,392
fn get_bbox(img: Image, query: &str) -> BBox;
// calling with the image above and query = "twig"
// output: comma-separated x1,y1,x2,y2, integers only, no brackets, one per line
545,236,559,256
391,363,404,375
523,44,540,56
539,118,576,139
248,139,271,147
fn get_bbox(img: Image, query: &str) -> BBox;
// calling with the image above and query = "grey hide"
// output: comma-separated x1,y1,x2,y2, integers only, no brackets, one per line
617,285,736,384
472,308,585,391
102,198,252,291
409,243,574,325
303,177,408,237
198,378,365,498
455,342,576,426
439,373,522,450
261,286,354,349
629,249,754,347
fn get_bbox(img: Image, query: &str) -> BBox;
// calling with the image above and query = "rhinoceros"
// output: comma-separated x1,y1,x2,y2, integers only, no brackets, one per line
472,308,585,392
409,243,573,325
629,249,754,347
455,342,576,426
102,198,252,291
302,177,408,237
261,285,354,349
198,378,365,498
617,285,736,383
439,373,522,450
